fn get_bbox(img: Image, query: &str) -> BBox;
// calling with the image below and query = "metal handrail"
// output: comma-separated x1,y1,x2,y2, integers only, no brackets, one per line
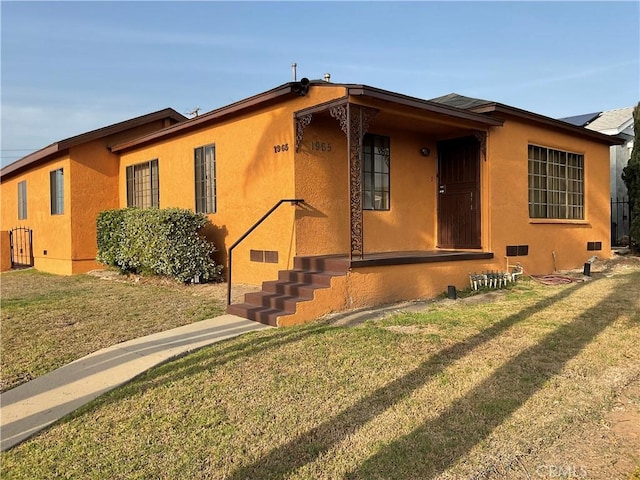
227,199,304,305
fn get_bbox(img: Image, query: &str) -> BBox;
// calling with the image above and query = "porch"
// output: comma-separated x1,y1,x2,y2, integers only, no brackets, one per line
227,249,495,326
295,250,494,269
229,86,503,326
348,249,493,267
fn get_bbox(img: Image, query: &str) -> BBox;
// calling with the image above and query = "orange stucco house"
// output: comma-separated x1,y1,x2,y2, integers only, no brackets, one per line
0,109,186,274
1,80,621,326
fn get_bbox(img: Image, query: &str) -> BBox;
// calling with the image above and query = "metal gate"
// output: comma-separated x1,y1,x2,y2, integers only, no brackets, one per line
9,227,34,268
611,197,633,247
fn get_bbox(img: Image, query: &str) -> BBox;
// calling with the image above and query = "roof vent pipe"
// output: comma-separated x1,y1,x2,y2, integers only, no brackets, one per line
292,63,297,82
324,73,331,82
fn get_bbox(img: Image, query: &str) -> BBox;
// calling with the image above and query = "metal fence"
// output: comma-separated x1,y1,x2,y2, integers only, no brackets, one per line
611,197,633,247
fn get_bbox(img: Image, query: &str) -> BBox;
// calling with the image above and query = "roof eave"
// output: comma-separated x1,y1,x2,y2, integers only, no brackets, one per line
470,103,625,145
347,85,504,127
111,84,299,153
58,108,187,150
0,144,66,180
1,107,188,181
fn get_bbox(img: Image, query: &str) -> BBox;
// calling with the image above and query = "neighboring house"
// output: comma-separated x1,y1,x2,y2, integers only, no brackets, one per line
0,109,186,274
561,107,635,245
0,81,621,326
561,107,634,199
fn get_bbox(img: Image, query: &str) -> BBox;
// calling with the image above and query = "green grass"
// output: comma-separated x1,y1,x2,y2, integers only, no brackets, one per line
2,267,639,479
0,269,224,391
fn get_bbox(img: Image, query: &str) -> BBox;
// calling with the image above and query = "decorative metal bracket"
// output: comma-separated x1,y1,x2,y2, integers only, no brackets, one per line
474,131,487,161
295,114,313,152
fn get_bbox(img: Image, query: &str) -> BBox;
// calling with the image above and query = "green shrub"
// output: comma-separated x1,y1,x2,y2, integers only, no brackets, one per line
96,208,223,283
96,209,126,267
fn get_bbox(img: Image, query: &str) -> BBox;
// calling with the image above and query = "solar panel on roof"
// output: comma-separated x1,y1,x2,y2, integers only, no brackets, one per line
558,112,601,127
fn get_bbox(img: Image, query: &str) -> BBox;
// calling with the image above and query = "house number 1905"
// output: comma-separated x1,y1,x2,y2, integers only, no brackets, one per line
274,144,289,153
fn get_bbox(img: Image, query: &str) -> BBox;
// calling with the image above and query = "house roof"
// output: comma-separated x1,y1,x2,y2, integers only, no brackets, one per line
111,83,301,153
1,108,187,180
344,85,504,126
113,82,505,153
558,112,602,127
429,92,494,110
559,107,634,137
584,107,634,135
430,93,624,145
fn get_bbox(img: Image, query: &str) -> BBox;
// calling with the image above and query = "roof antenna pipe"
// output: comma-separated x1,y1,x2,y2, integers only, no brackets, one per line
292,63,297,82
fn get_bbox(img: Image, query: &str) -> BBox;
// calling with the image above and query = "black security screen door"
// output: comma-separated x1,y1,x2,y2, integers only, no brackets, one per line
437,136,481,249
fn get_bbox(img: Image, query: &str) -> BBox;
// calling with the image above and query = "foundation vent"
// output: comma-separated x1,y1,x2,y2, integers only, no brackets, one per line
250,249,279,264
506,245,529,257
587,241,602,251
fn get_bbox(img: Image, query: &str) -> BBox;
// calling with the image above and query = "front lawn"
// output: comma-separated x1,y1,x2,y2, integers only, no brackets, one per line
2,262,639,479
0,270,225,392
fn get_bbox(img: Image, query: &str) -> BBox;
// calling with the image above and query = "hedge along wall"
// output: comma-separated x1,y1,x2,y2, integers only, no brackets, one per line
97,208,223,283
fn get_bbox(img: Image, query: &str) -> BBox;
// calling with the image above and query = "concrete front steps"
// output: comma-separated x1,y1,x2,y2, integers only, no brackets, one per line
227,255,350,326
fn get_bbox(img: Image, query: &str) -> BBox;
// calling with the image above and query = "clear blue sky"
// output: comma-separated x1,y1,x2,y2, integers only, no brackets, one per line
1,1,639,167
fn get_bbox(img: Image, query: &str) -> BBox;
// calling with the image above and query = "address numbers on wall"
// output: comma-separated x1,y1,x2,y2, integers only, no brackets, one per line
310,141,332,152
273,143,289,153
272,140,332,153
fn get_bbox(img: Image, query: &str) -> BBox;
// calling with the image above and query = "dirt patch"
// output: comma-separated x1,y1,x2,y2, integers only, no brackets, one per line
459,290,507,304
514,377,640,480
559,252,640,279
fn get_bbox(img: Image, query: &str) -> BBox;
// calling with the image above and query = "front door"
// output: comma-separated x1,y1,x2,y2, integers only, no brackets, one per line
437,136,481,249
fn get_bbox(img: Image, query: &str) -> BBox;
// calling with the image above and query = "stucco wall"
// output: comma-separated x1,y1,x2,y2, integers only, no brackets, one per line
69,142,120,273
277,258,493,326
295,114,440,257
119,85,347,285
0,156,74,275
484,118,612,275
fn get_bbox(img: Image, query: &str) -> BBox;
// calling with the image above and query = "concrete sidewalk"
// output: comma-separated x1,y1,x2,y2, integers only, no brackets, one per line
0,314,270,451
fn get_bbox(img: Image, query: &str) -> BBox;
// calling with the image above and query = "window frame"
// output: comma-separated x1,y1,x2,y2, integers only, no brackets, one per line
194,143,217,214
50,168,64,215
18,180,27,220
126,159,159,208
362,133,391,211
528,144,584,220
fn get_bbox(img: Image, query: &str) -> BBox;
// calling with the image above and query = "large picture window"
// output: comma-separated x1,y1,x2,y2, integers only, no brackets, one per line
528,145,584,219
18,181,27,220
50,169,64,215
126,159,159,208
363,133,390,210
194,144,216,214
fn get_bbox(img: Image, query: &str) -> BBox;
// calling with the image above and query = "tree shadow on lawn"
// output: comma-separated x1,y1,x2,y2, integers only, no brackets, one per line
226,275,637,480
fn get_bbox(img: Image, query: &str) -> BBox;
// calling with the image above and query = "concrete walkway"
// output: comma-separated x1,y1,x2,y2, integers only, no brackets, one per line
0,314,270,451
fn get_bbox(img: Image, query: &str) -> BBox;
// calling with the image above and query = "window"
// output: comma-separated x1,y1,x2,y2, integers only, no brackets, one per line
50,169,64,215
194,144,216,213
363,134,390,210
528,145,584,219
126,159,159,208
18,181,27,220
